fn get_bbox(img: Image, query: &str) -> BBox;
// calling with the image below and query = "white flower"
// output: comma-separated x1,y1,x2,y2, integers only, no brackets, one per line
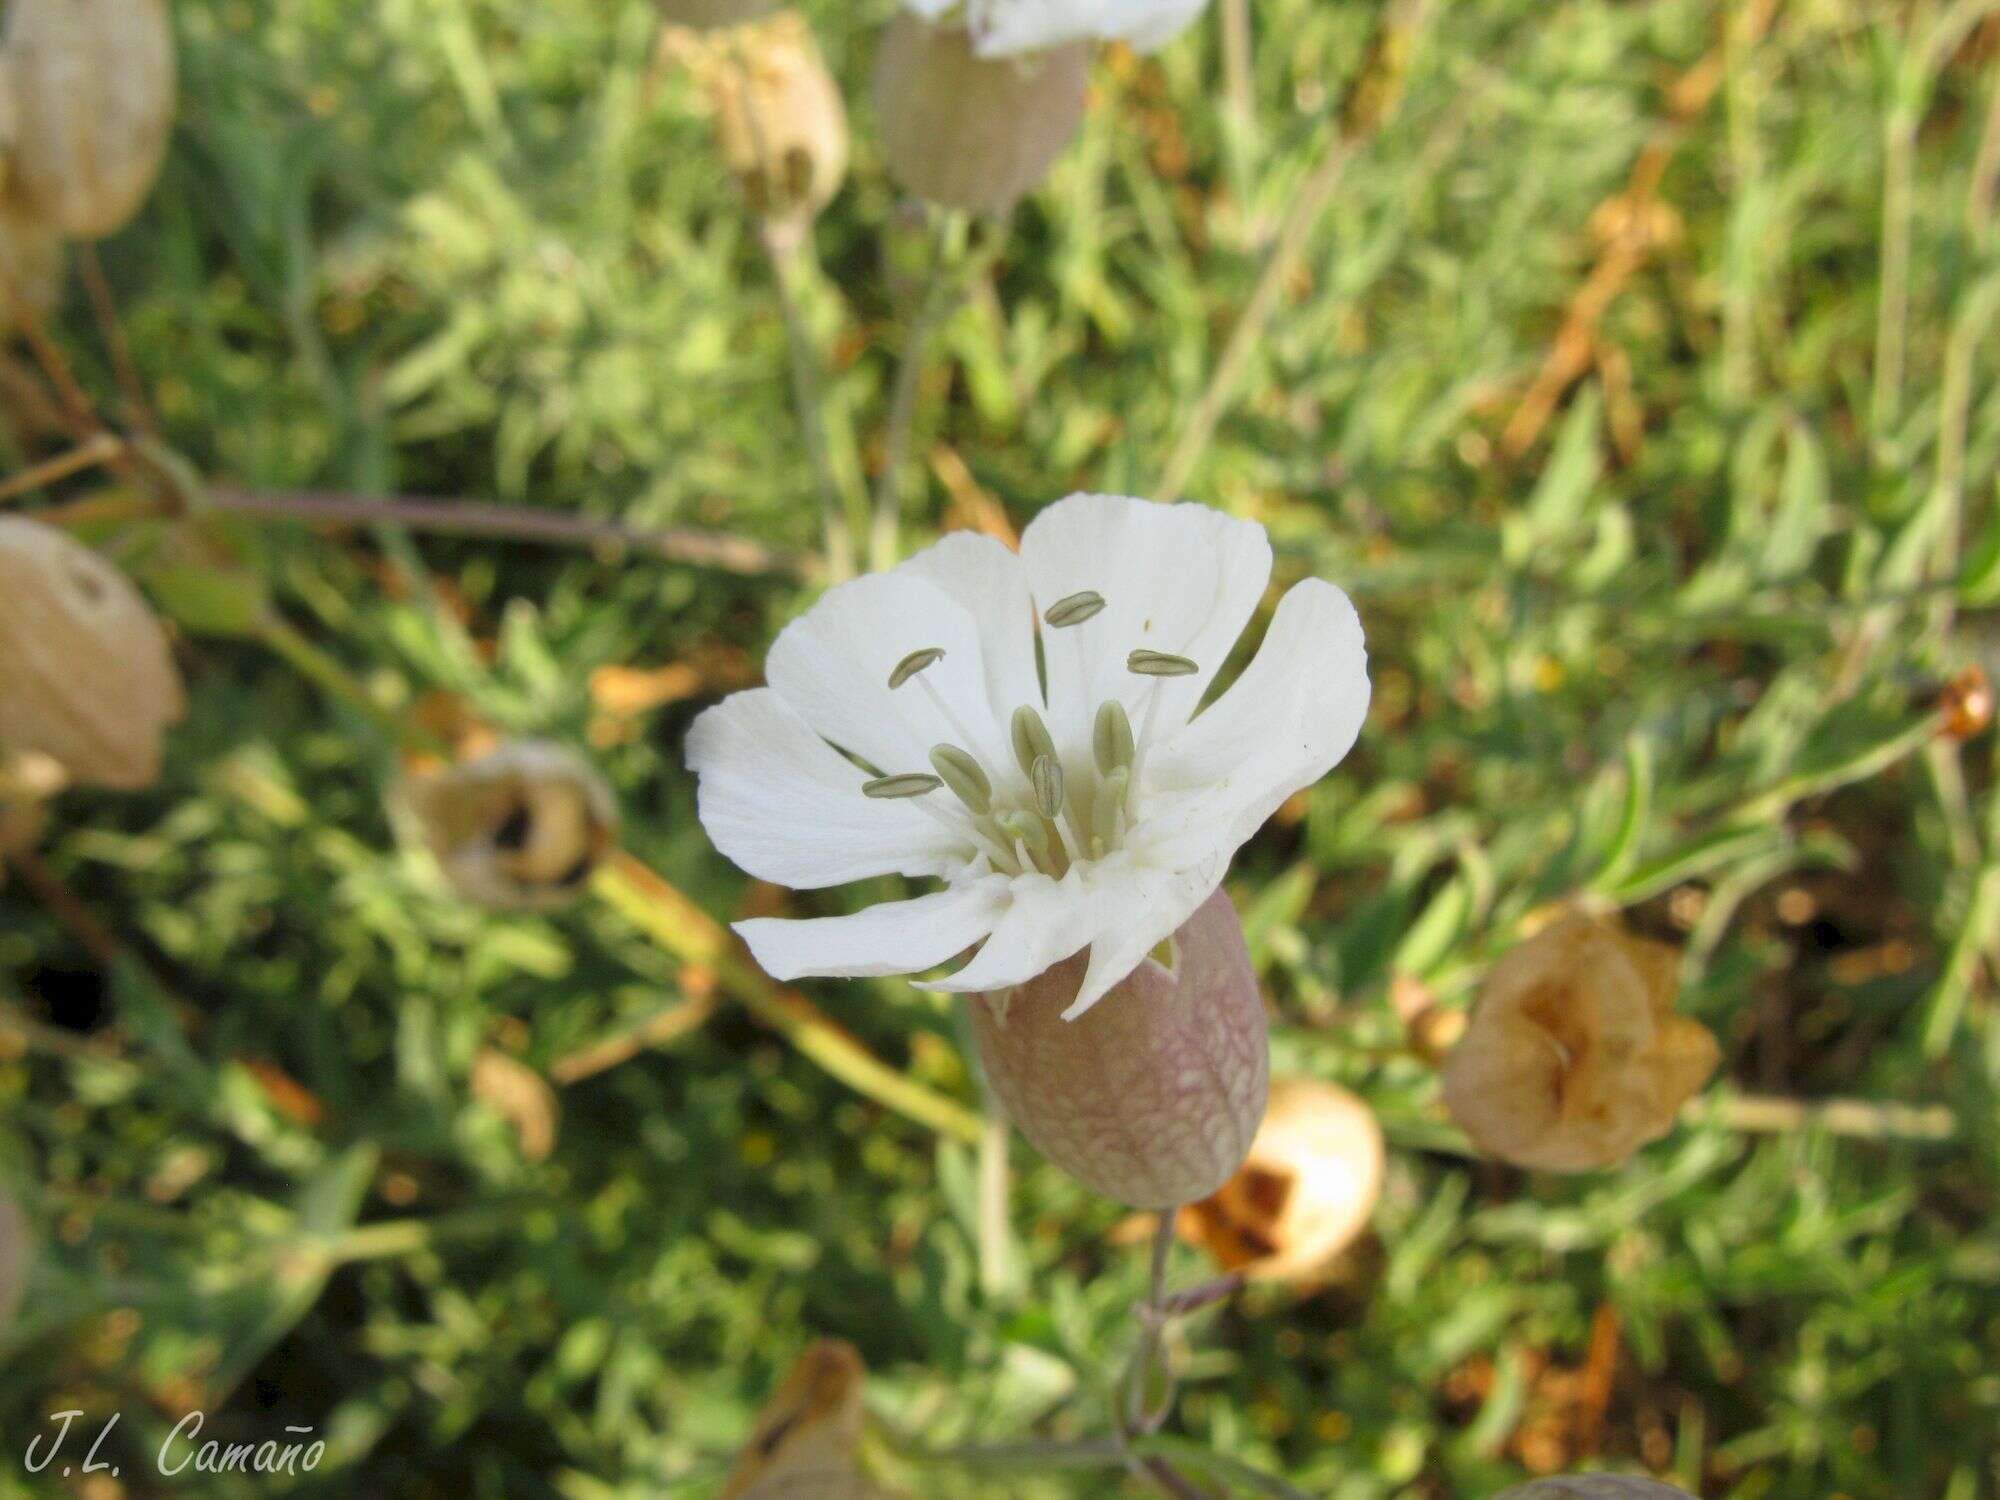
901,0,1211,58
687,493,1369,1019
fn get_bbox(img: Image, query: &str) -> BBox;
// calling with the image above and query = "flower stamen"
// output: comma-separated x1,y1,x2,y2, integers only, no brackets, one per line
887,646,946,688
1031,753,1065,819
929,743,993,815
1093,700,1134,774
862,772,945,799
1126,648,1198,677
1043,589,1106,628
1010,704,1056,782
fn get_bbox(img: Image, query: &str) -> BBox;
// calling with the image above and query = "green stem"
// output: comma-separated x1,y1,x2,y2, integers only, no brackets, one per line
255,617,447,755
870,212,964,573
762,223,857,583
1154,0,1429,500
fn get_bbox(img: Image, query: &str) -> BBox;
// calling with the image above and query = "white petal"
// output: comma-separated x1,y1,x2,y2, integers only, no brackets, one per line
1147,577,1370,850
900,0,955,15
1061,854,1222,1018
1019,493,1271,767
900,530,1042,751
919,870,1101,994
735,881,1009,981
954,0,1212,56
765,569,1014,785
686,688,967,889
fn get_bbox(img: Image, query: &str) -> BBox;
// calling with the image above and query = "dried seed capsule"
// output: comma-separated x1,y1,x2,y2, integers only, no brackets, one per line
0,1187,29,1336
1442,915,1719,1172
967,889,1269,1209
873,12,1089,213
709,14,849,251
659,0,779,27
403,741,619,910
720,1340,891,1500
0,517,183,789
1494,1480,1696,1500
1184,1076,1383,1283
4,0,176,239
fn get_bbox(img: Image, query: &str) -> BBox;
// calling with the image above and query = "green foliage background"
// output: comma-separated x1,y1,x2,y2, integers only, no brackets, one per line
4,0,2000,1495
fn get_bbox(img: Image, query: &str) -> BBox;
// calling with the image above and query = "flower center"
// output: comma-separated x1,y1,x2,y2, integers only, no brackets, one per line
860,590,1201,879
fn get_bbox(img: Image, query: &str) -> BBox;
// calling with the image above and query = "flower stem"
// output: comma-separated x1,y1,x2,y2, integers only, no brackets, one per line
1124,1209,1182,1436
205,485,810,579
870,210,965,572
761,221,858,582
0,432,127,505
1153,0,1430,501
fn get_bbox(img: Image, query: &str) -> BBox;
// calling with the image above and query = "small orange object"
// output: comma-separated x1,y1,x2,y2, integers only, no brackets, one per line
1939,666,1994,741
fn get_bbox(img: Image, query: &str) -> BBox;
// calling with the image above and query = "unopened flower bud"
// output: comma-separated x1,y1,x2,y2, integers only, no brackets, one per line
721,1339,893,1500
659,0,779,27
1184,1076,1383,1282
404,741,618,910
1495,1479,1696,1500
872,12,1089,213
967,889,1269,1209
4,0,176,239
1442,915,1718,1173
0,1187,29,1336
710,14,848,250
0,518,184,790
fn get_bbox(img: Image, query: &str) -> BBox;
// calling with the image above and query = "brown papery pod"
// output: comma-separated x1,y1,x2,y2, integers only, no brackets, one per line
5,0,176,238
968,889,1270,1210
1184,1075,1383,1282
709,14,848,250
0,517,184,790
1442,915,1719,1173
1495,1479,1697,1499
403,740,619,911
873,11,1090,213
0,1188,28,1335
659,0,779,27
720,1340,893,1500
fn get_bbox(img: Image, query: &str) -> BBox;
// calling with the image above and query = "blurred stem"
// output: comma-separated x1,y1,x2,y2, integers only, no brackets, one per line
762,223,857,582
75,243,157,440
0,433,127,505
1154,0,1430,500
1871,97,1916,451
1220,0,1255,139
1123,1211,1180,1438
593,855,983,1144
255,616,450,755
977,1096,1016,1299
871,211,965,572
206,486,810,579
1726,710,1945,827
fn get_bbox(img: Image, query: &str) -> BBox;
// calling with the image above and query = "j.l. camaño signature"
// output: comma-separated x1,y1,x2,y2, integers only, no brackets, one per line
24,1410,327,1479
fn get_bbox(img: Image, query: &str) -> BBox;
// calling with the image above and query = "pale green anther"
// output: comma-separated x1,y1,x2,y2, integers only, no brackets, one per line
999,811,1050,863
1011,704,1055,780
929,743,992,815
1043,590,1106,628
862,772,944,800
888,646,946,689
1127,648,1199,678
1031,753,1065,819
1093,766,1128,847
1093,700,1135,774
